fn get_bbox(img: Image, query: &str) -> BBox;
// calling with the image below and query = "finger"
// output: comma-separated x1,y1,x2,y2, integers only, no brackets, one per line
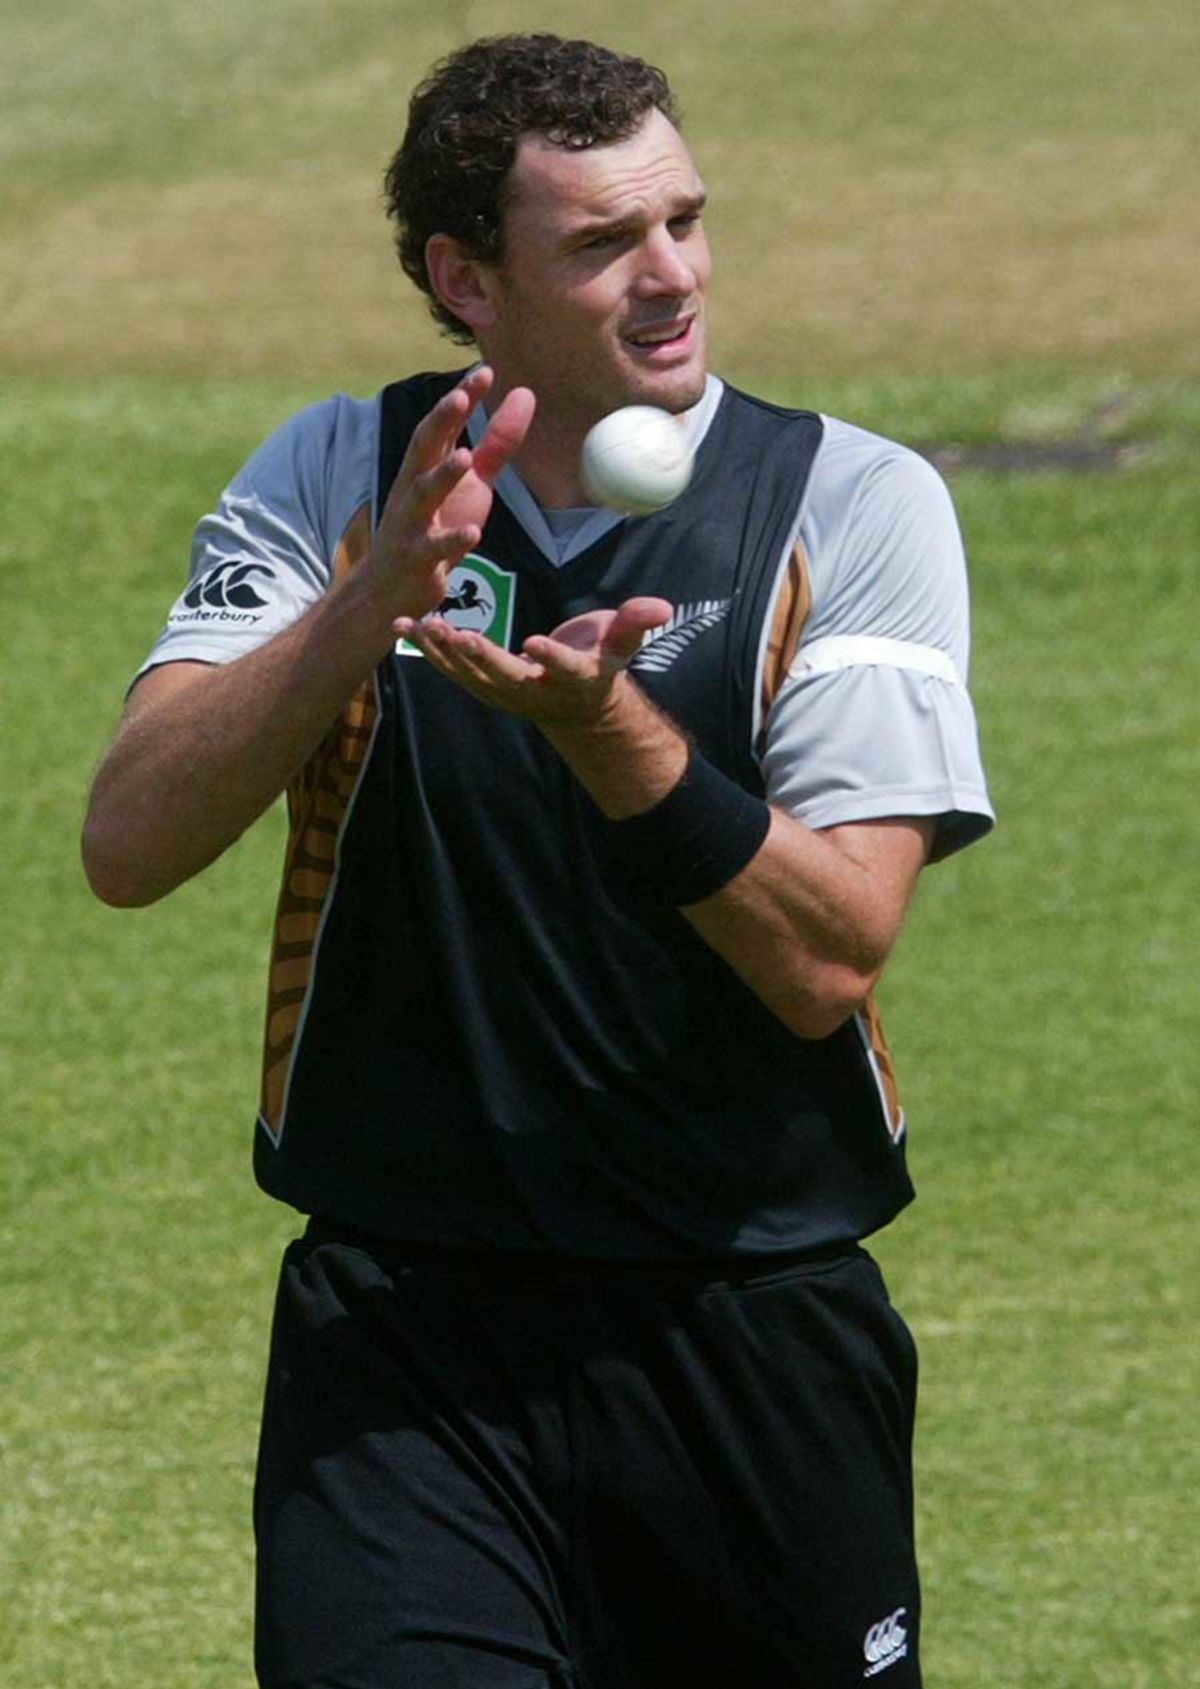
530,608,615,656
602,597,674,666
429,523,482,561
520,632,595,677
471,386,536,486
418,620,510,672
432,622,544,684
403,522,483,576
405,447,473,523
401,367,495,482
404,620,546,691
401,391,469,483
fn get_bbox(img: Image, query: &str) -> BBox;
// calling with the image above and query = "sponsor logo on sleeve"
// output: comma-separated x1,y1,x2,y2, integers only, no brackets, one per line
169,560,276,625
396,556,517,656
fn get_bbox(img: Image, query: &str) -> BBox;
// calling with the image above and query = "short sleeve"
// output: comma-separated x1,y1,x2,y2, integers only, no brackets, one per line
759,423,994,860
134,394,377,680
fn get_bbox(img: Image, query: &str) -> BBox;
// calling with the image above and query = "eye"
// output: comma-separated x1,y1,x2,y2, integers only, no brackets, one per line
580,227,630,252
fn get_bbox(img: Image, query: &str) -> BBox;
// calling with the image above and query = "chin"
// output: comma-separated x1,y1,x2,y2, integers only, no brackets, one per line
624,364,708,416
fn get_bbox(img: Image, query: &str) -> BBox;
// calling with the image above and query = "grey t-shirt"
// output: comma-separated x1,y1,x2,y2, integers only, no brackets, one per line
139,374,994,857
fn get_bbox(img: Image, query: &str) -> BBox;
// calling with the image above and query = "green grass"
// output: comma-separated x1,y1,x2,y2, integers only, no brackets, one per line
3,374,1198,1687
3,0,1200,1680
875,453,1200,1686
0,378,296,1687
3,0,1198,379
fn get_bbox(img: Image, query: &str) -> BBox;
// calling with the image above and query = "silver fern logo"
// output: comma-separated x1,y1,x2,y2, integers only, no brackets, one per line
629,599,730,673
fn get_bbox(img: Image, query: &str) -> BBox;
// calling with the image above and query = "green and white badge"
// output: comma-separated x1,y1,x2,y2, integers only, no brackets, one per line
396,556,517,656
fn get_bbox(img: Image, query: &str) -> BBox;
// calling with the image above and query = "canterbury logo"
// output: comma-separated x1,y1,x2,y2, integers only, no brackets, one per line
183,560,275,610
863,1607,908,1677
629,598,730,673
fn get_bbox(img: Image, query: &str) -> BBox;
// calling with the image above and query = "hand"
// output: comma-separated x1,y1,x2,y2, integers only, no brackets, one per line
366,366,535,620
394,596,674,727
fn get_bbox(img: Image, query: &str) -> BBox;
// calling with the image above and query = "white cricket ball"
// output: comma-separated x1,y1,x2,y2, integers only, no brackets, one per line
580,406,695,515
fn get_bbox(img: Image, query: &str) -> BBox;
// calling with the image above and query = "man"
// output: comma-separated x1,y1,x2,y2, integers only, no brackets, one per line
83,33,993,1689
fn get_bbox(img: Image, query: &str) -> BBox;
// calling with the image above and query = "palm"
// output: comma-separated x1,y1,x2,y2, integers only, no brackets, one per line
537,598,673,674
374,371,536,619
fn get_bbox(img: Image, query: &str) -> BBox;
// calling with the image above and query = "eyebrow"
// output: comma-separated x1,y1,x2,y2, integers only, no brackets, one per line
564,188,708,248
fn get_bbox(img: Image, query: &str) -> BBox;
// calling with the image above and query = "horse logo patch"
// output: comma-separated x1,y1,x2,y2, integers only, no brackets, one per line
396,556,517,656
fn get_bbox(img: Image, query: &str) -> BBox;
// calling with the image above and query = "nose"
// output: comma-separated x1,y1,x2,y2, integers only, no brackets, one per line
634,226,699,298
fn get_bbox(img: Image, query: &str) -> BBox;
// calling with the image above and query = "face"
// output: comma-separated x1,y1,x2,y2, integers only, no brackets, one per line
477,108,711,438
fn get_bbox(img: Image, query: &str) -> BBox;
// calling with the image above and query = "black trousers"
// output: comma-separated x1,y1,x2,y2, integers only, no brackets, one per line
255,1221,921,1688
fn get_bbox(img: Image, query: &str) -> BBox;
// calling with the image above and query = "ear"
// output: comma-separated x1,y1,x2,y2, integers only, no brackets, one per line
425,234,501,334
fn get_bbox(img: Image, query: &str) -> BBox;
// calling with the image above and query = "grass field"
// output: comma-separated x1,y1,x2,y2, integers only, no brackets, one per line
3,1,1199,1685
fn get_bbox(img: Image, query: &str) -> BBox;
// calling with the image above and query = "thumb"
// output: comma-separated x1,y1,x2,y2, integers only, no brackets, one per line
603,597,673,666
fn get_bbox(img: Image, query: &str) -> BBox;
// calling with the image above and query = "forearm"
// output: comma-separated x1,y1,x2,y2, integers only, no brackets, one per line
397,606,928,1039
539,669,688,817
544,672,927,1039
82,568,397,906
84,368,538,908
679,811,924,1038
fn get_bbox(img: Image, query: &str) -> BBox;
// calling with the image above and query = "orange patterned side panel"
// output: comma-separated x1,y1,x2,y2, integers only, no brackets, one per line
758,542,904,1136
759,541,813,731
258,503,374,1139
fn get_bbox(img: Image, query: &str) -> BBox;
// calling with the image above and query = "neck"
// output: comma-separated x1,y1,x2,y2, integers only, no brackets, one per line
482,384,594,508
474,357,706,507
514,433,593,509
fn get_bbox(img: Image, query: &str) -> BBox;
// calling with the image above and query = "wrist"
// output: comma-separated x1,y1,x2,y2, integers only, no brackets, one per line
333,558,415,657
542,672,688,817
603,747,772,906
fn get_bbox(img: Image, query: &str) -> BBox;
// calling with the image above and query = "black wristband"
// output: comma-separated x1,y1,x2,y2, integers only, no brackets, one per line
606,749,772,906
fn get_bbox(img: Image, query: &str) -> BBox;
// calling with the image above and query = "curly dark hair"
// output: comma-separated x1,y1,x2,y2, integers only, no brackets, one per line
384,34,679,343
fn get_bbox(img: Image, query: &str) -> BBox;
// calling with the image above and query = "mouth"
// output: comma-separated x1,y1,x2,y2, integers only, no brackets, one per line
623,314,698,358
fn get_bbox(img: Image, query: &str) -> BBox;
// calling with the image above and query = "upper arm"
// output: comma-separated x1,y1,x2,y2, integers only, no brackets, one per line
124,657,216,716
102,659,220,759
760,433,994,858
131,394,374,685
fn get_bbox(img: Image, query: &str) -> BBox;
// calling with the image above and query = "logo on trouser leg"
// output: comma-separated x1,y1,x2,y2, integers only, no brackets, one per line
863,1608,908,1677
